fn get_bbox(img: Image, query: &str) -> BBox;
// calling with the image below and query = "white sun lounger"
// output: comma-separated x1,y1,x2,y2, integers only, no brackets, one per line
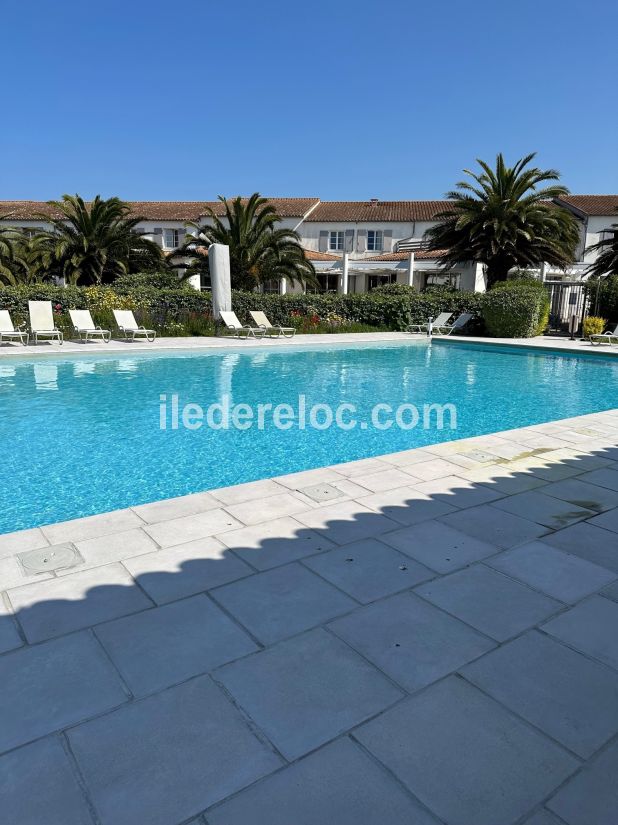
408,312,452,334
69,309,111,343
590,324,618,346
250,310,296,338
113,310,156,342
435,312,475,335
220,311,265,339
28,301,63,345
0,310,28,345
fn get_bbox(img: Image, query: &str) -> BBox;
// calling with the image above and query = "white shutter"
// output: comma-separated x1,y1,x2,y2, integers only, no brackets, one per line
383,230,393,252
345,229,354,253
357,229,367,252
319,230,328,252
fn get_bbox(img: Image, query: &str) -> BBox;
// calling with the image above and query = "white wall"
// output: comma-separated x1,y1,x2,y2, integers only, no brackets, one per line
581,216,617,264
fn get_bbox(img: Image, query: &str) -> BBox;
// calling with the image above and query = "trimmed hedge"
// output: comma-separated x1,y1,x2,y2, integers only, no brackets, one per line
0,280,550,338
481,280,550,337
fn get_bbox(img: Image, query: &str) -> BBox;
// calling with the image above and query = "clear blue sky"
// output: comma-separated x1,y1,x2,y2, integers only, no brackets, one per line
2,0,616,201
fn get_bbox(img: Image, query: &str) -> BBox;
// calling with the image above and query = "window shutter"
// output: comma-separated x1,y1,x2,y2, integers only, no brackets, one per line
154,227,163,235
177,229,185,246
383,229,393,252
319,230,328,252
345,229,354,253
357,229,367,252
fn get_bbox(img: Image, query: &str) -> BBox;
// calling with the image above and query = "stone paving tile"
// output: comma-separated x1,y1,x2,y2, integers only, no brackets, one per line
602,580,618,602
410,474,505,509
274,466,347,489
211,563,355,645
0,554,53,590
381,520,500,573
490,490,596,530
541,522,618,573
63,528,158,574
41,509,143,545
0,736,95,825
488,541,616,603
439,504,549,548
548,738,618,825
577,466,618,492
123,537,252,604
333,457,394,477
541,477,618,512
8,563,153,643
0,632,127,753
223,492,311,526
206,737,440,825
216,516,333,571
68,675,281,825
294,500,400,545
543,596,618,671
463,631,618,758
329,592,494,692
587,506,618,534
358,487,458,526
215,628,402,760
0,600,22,654
131,491,220,523
0,527,48,560
355,676,578,825
143,509,243,547
351,467,420,493
378,447,437,467
303,538,434,603
204,479,285,506
415,565,562,642
95,594,257,697
521,811,564,825
403,457,463,481
458,463,549,494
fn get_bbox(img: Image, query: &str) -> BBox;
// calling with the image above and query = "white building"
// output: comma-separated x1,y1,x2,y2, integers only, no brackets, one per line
1,194,616,293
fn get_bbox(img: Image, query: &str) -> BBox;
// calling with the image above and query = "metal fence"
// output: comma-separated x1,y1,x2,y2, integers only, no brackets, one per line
544,281,589,334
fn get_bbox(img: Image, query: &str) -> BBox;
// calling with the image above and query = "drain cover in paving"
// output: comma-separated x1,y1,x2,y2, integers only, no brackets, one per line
298,483,345,503
17,543,83,574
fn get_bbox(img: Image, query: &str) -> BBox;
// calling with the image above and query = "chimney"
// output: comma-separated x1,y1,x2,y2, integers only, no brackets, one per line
370,198,379,206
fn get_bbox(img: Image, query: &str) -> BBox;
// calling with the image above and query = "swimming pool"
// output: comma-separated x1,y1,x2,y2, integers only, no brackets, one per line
1,340,617,533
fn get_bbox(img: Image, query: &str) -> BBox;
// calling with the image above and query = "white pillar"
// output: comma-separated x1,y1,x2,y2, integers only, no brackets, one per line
209,243,232,321
407,252,415,287
280,277,287,295
339,253,349,295
539,261,548,282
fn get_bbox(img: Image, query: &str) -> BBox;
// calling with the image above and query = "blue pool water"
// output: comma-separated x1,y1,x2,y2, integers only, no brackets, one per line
1,340,617,533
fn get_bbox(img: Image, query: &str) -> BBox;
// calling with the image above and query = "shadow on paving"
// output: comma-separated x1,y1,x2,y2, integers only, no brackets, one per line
1,437,618,825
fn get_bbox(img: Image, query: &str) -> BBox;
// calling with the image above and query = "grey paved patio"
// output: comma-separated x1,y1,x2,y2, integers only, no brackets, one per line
1,407,618,824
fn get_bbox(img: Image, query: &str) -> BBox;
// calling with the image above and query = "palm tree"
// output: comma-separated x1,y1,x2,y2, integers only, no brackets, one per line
425,153,580,288
585,222,618,277
0,217,22,284
180,194,316,290
32,195,165,285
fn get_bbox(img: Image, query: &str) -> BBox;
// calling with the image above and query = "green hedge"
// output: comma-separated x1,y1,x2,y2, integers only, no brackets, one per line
0,281,549,338
481,280,550,337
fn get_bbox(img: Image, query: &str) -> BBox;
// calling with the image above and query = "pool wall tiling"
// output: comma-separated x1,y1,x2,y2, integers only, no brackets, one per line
1,340,617,533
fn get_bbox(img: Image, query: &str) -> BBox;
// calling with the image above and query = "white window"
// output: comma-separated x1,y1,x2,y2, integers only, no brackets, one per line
162,228,179,249
367,230,383,251
329,231,344,251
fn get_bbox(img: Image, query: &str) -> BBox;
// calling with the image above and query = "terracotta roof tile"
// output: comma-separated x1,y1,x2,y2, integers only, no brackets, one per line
0,198,320,222
556,195,618,216
364,250,445,261
303,248,341,261
304,200,449,222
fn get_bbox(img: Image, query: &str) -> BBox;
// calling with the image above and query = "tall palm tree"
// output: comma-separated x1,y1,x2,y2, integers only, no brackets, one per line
425,153,580,288
585,222,618,277
32,195,165,285
180,194,316,290
0,217,21,284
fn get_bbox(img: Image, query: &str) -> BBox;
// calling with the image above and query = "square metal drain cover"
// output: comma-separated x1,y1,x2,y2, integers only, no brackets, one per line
17,543,83,574
298,483,345,503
